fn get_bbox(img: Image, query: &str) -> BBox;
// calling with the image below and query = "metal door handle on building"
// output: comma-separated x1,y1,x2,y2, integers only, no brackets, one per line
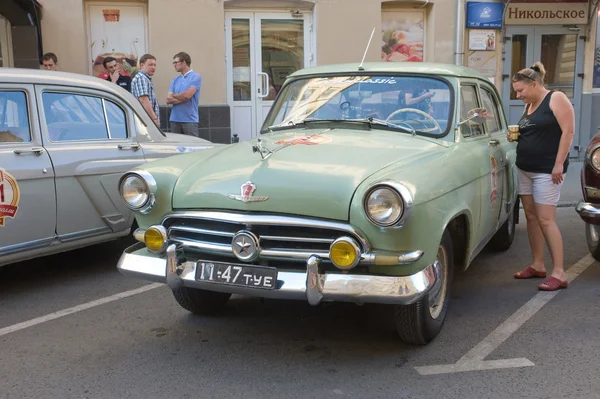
258,72,270,98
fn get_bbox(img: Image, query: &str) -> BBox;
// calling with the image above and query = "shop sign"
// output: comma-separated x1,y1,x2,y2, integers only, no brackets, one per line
466,2,504,29
505,2,588,25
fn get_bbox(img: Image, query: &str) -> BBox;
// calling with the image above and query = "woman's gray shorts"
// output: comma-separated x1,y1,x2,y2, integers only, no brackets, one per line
517,167,563,206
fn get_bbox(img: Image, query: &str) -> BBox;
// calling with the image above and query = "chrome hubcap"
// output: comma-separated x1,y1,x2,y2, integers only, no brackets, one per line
428,244,448,320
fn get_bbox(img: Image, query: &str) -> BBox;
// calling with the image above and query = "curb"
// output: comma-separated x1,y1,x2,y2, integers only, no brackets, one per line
519,201,578,209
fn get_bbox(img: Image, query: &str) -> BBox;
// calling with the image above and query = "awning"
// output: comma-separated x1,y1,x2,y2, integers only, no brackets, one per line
0,0,43,62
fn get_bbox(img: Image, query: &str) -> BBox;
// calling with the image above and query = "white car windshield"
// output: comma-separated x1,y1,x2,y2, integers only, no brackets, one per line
262,75,453,137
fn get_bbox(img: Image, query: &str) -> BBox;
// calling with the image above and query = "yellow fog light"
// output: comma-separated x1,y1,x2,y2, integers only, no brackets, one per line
329,237,361,270
144,225,168,253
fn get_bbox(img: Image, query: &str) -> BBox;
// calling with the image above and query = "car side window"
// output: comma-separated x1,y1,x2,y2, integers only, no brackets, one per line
105,100,127,139
0,91,31,143
460,85,484,138
42,92,128,141
480,87,502,134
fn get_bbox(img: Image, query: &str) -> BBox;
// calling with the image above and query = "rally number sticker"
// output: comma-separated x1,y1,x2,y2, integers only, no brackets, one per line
0,169,20,226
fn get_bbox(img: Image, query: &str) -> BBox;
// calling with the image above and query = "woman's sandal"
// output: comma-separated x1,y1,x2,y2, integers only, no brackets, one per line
538,276,568,291
514,266,547,279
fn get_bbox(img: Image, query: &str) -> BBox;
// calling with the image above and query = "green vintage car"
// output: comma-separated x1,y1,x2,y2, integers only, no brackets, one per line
116,63,518,344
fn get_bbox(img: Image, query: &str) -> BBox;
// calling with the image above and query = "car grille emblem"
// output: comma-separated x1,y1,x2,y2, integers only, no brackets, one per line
232,231,260,262
228,181,268,203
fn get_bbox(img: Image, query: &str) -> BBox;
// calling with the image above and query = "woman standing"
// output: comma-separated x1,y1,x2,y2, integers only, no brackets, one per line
509,62,575,291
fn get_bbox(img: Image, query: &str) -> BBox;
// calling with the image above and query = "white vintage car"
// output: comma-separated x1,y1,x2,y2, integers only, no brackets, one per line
0,68,216,267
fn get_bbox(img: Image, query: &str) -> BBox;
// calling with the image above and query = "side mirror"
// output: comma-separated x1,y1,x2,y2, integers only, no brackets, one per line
459,107,488,126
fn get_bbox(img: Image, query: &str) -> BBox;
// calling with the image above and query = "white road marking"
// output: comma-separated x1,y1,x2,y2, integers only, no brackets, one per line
0,283,163,337
415,254,596,375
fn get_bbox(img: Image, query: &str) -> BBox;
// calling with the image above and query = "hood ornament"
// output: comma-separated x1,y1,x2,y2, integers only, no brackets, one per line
228,181,269,203
252,138,274,160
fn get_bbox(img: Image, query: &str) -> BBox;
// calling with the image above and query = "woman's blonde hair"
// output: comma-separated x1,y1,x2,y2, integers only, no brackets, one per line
512,61,546,85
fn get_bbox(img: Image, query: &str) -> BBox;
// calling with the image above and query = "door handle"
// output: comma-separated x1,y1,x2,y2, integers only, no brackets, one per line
118,144,140,151
257,72,270,98
14,147,45,156
489,139,500,146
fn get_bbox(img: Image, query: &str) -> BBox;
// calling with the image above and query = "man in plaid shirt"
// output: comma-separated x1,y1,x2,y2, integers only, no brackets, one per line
132,54,160,125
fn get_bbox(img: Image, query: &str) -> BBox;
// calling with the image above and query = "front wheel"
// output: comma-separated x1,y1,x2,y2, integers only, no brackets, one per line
171,287,231,314
394,230,454,345
585,222,600,261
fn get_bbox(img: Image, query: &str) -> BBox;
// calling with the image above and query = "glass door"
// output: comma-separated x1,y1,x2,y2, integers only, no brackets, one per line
502,26,584,158
226,12,311,142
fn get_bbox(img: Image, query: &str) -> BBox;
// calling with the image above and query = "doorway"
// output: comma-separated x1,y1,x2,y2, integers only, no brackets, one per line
502,26,584,158
225,11,312,141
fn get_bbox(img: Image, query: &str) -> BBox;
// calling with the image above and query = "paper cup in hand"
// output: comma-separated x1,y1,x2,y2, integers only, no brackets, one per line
508,125,520,141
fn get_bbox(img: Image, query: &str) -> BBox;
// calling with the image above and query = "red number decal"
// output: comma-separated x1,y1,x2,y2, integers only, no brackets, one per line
0,183,4,203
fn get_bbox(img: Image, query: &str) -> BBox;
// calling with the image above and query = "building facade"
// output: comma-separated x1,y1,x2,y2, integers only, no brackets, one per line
1,0,599,160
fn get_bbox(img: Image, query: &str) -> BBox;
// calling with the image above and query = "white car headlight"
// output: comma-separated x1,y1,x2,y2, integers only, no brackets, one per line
592,148,600,171
119,170,157,214
364,187,404,226
363,182,413,228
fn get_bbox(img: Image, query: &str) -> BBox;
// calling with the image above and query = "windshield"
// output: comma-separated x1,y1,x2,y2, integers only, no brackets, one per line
262,75,453,137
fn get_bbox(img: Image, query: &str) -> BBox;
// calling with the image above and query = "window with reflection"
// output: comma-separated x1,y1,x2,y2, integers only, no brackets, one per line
262,75,453,137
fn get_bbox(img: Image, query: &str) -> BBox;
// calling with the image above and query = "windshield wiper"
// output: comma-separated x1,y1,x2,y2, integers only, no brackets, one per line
266,120,306,132
345,117,416,134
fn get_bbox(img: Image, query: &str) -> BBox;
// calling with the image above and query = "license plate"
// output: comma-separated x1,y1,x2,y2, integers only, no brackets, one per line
196,261,278,290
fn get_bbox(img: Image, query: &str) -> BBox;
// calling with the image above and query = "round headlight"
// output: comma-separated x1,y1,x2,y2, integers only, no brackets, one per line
364,187,404,227
592,148,600,171
144,225,167,253
329,237,361,270
120,175,149,209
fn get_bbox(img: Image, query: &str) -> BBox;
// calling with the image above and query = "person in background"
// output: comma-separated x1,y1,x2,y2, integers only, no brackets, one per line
102,56,132,92
131,54,160,126
166,52,202,137
41,53,58,71
510,62,575,291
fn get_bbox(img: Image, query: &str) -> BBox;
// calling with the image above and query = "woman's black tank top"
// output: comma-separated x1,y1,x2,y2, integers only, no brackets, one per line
516,91,569,174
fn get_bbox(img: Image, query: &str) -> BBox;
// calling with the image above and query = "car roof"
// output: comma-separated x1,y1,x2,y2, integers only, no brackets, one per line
0,67,130,97
289,62,491,81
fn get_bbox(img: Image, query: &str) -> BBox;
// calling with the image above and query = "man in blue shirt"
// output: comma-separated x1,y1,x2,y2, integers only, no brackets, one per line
167,52,202,136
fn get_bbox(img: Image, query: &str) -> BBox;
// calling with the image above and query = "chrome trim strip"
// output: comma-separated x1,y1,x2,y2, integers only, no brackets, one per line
59,226,111,242
117,243,437,306
576,201,600,218
162,211,371,252
168,225,235,238
0,237,55,256
260,235,334,244
260,249,330,260
102,98,112,139
169,238,232,254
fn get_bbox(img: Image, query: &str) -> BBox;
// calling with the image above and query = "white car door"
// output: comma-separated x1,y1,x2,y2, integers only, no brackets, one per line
0,85,56,263
36,86,145,241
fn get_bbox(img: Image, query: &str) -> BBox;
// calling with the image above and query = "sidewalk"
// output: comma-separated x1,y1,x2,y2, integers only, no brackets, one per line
558,161,582,207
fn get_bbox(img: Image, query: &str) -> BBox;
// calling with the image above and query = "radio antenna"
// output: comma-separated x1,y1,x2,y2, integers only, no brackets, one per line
358,27,376,71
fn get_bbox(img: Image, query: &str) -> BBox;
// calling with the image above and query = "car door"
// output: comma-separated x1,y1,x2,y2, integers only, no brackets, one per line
36,86,145,241
459,83,504,245
479,84,508,225
0,85,56,259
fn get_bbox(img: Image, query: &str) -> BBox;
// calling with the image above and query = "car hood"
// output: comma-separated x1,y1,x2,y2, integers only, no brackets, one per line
172,128,448,220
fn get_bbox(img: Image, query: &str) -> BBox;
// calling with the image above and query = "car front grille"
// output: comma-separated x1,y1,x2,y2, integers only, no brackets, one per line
162,211,370,271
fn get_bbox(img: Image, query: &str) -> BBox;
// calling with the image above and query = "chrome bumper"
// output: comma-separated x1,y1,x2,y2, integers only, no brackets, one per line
576,201,600,218
117,243,440,306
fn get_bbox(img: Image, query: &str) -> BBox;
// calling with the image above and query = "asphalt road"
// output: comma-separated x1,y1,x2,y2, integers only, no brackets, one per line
1,208,599,399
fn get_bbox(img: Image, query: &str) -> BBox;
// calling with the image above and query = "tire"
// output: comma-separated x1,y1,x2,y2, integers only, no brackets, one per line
171,287,231,314
585,222,600,261
488,199,519,251
394,229,454,345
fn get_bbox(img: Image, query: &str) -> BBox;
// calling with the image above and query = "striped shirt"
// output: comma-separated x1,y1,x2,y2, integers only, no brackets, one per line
131,70,160,125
